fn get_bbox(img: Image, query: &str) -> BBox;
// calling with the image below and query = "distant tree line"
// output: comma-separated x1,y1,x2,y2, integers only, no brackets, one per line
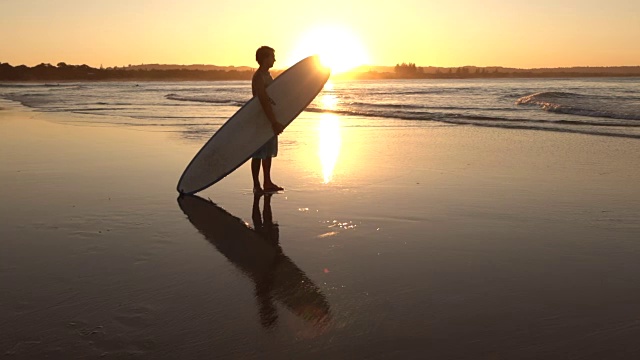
339,63,640,80
3,61,639,81
0,62,255,81
394,62,422,76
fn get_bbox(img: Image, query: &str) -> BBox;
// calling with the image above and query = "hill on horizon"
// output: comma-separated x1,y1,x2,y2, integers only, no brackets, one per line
126,63,640,75
352,64,640,75
125,64,255,72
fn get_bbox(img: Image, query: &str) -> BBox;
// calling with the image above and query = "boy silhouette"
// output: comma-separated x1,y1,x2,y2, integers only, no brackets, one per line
251,46,285,193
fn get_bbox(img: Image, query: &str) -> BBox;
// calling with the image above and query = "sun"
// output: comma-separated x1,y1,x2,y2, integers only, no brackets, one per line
288,26,370,74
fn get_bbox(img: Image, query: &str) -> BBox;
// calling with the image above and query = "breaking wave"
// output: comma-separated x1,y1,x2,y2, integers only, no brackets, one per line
165,93,244,107
516,91,640,121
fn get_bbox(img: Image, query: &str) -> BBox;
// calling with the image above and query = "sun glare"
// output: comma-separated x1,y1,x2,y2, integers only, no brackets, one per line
289,26,369,74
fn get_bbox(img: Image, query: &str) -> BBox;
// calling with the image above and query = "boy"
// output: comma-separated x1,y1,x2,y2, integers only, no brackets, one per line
251,46,285,193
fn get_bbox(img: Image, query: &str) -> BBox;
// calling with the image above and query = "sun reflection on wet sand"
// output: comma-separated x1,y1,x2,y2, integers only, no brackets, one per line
318,114,341,183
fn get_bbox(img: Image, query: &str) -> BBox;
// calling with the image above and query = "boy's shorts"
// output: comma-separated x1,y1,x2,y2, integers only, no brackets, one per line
252,136,278,159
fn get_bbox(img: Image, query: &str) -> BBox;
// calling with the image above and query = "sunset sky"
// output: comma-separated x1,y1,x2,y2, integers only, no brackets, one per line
2,0,639,69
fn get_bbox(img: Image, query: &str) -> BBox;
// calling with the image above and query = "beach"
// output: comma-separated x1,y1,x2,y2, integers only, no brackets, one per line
1,98,640,359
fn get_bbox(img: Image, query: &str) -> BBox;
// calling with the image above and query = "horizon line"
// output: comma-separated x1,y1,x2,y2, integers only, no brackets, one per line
3,61,640,71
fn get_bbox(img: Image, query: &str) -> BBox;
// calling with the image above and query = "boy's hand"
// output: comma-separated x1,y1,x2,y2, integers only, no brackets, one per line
271,121,285,135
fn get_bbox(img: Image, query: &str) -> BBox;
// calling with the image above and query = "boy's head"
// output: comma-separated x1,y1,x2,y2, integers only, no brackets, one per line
256,46,275,66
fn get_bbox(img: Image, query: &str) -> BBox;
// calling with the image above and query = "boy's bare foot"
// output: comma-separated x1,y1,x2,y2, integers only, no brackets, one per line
263,183,284,192
253,186,264,194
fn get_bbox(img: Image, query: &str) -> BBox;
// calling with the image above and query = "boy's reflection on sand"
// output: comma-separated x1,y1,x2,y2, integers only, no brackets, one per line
177,194,331,330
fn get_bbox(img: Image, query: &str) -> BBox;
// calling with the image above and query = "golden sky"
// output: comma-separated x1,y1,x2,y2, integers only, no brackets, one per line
1,0,639,69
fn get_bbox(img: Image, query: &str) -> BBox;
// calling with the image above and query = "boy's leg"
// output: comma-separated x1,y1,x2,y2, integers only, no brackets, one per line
262,158,284,191
251,158,262,192
262,157,272,185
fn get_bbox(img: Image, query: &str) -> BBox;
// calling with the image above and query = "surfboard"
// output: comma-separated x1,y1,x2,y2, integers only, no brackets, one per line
177,55,330,195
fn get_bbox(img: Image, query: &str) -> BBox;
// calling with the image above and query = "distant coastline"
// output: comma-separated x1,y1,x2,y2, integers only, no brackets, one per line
339,63,640,80
2,62,640,81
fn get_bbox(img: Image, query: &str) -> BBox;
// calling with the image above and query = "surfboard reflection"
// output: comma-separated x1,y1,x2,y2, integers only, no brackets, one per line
177,194,331,330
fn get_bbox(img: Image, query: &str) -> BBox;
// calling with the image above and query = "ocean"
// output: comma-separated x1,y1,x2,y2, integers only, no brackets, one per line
1,77,639,139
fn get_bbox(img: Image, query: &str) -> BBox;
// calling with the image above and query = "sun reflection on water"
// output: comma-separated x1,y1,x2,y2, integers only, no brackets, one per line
320,94,338,110
318,114,341,183
323,81,334,91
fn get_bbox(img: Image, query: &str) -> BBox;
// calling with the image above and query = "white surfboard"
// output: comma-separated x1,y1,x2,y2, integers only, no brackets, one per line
177,55,330,195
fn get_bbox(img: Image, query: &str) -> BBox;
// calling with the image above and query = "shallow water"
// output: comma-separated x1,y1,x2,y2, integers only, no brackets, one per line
2,77,640,139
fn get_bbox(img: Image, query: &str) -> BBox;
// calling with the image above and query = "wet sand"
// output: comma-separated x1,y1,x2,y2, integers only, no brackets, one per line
1,100,640,359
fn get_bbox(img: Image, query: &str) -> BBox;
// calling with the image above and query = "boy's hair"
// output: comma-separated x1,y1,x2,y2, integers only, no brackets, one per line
256,46,275,65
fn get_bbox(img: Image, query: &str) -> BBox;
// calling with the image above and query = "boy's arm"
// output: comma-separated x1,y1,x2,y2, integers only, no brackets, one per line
252,75,284,135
